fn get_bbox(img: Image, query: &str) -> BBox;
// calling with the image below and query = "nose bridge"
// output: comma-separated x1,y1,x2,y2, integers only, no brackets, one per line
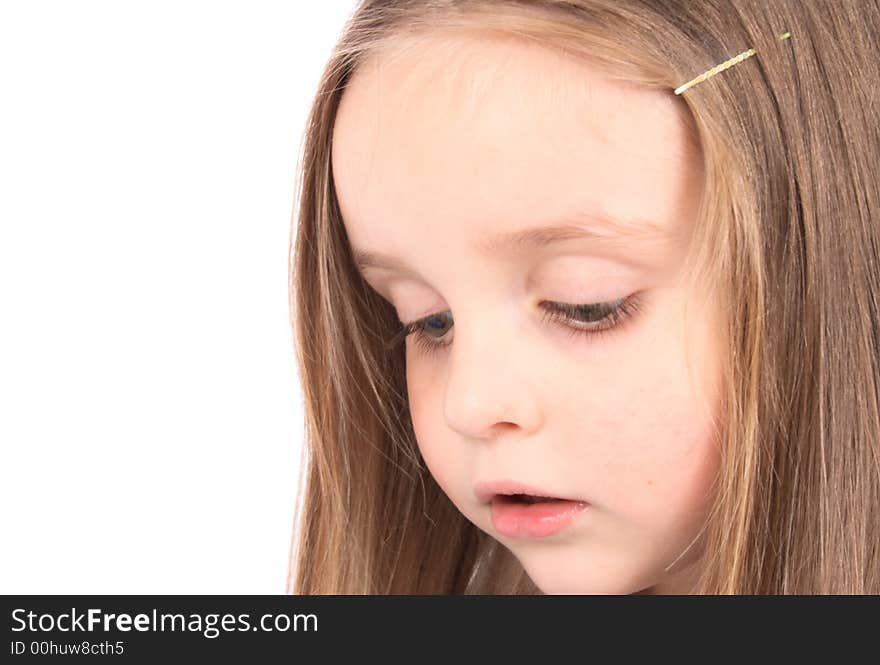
442,302,542,439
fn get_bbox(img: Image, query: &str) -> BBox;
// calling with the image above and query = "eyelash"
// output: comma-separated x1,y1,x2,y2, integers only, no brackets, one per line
386,293,644,356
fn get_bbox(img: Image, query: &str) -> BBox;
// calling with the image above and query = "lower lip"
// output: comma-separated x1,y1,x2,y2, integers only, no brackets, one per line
489,497,589,538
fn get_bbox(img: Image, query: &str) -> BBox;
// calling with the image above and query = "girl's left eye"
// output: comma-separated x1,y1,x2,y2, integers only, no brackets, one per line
384,293,645,356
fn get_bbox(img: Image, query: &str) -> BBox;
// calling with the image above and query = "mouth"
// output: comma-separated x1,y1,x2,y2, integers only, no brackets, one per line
494,494,571,504
484,491,590,538
473,480,584,506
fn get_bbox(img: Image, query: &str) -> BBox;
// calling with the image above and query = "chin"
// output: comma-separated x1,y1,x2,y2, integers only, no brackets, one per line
532,579,648,595
517,555,660,595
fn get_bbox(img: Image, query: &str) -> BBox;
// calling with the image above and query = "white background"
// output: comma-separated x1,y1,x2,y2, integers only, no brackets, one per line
0,0,358,593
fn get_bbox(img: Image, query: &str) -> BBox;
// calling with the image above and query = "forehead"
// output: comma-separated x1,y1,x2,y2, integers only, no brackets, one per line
331,31,702,265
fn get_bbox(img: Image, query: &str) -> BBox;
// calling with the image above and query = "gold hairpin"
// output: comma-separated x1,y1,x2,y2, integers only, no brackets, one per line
674,31,791,95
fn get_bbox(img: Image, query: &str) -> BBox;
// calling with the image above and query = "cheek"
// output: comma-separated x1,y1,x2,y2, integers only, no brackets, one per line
616,407,721,528
572,292,725,532
562,392,721,551
406,359,458,490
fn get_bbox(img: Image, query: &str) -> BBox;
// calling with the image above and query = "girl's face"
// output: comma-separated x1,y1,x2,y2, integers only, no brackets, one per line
332,33,724,594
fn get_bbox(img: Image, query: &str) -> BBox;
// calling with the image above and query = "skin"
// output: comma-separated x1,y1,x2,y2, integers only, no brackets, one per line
331,32,725,594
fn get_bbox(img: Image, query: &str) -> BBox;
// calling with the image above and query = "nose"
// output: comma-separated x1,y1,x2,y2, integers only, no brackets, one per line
441,315,543,441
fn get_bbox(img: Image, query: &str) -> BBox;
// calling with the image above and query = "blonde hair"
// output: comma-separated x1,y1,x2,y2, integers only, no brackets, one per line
287,0,880,593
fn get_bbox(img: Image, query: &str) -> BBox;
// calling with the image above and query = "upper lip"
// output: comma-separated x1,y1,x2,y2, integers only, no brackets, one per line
473,479,582,505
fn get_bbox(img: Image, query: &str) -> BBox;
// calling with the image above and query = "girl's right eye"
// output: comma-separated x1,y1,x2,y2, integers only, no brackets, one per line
382,293,644,356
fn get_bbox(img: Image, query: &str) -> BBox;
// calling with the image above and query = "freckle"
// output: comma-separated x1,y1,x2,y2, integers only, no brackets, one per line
647,480,654,486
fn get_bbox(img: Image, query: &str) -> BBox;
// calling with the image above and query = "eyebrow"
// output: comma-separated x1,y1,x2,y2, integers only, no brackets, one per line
352,212,667,277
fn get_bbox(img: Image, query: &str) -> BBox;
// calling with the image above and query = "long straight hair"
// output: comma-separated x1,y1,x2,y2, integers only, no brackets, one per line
287,0,880,593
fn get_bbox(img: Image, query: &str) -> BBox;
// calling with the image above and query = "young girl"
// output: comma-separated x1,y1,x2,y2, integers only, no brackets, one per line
287,0,880,594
